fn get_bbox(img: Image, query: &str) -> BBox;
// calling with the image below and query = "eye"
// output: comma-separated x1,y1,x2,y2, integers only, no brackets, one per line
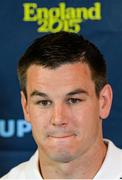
36,100,52,107
67,98,82,105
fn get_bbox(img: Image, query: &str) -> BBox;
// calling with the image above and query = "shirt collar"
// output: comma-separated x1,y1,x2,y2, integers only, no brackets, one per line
26,151,43,179
94,139,122,179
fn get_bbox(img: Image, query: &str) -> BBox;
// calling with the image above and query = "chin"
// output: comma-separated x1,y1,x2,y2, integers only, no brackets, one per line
47,150,78,163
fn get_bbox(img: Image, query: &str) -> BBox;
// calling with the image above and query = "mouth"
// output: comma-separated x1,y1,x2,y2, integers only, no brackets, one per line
48,134,76,139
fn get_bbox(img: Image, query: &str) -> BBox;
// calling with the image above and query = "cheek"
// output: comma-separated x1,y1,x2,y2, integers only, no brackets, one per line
28,106,51,129
28,106,52,145
71,104,101,150
71,103,100,130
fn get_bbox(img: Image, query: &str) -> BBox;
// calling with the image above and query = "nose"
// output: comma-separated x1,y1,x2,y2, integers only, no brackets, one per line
51,103,69,127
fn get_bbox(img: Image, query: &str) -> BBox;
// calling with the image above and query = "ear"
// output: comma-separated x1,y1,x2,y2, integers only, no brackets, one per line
99,84,113,119
21,91,31,123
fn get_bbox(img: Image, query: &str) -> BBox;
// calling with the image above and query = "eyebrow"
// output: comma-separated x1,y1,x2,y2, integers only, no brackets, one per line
30,90,49,98
30,88,88,98
66,88,88,96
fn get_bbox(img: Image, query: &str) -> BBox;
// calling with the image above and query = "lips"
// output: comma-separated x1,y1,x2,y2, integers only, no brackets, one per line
48,134,76,139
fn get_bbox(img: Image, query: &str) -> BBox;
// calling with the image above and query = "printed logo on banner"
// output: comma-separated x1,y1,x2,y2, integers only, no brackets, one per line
0,119,31,138
23,2,102,33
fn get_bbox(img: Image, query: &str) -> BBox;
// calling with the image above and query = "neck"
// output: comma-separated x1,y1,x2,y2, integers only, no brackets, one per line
38,139,107,179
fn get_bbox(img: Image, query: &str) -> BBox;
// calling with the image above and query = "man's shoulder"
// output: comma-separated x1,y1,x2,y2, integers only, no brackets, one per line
1,161,29,179
105,139,122,171
1,151,41,180
94,139,122,179
106,139,122,156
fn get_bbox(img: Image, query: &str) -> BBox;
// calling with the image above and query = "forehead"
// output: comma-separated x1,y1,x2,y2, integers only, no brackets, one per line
26,62,95,94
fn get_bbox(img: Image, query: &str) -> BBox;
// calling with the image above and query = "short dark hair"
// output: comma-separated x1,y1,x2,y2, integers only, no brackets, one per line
18,31,107,98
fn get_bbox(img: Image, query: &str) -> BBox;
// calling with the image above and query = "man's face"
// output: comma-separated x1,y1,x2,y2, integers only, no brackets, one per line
21,62,112,163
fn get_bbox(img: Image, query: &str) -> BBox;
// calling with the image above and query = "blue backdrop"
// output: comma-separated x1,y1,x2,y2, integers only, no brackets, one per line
0,0,122,177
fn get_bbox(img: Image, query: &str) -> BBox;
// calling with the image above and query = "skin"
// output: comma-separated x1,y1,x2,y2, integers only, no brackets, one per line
21,62,113,179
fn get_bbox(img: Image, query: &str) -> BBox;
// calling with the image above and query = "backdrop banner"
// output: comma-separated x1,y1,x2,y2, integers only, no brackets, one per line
0,0,122,177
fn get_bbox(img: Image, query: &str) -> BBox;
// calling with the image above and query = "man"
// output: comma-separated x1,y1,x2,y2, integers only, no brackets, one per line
1,32,122,179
